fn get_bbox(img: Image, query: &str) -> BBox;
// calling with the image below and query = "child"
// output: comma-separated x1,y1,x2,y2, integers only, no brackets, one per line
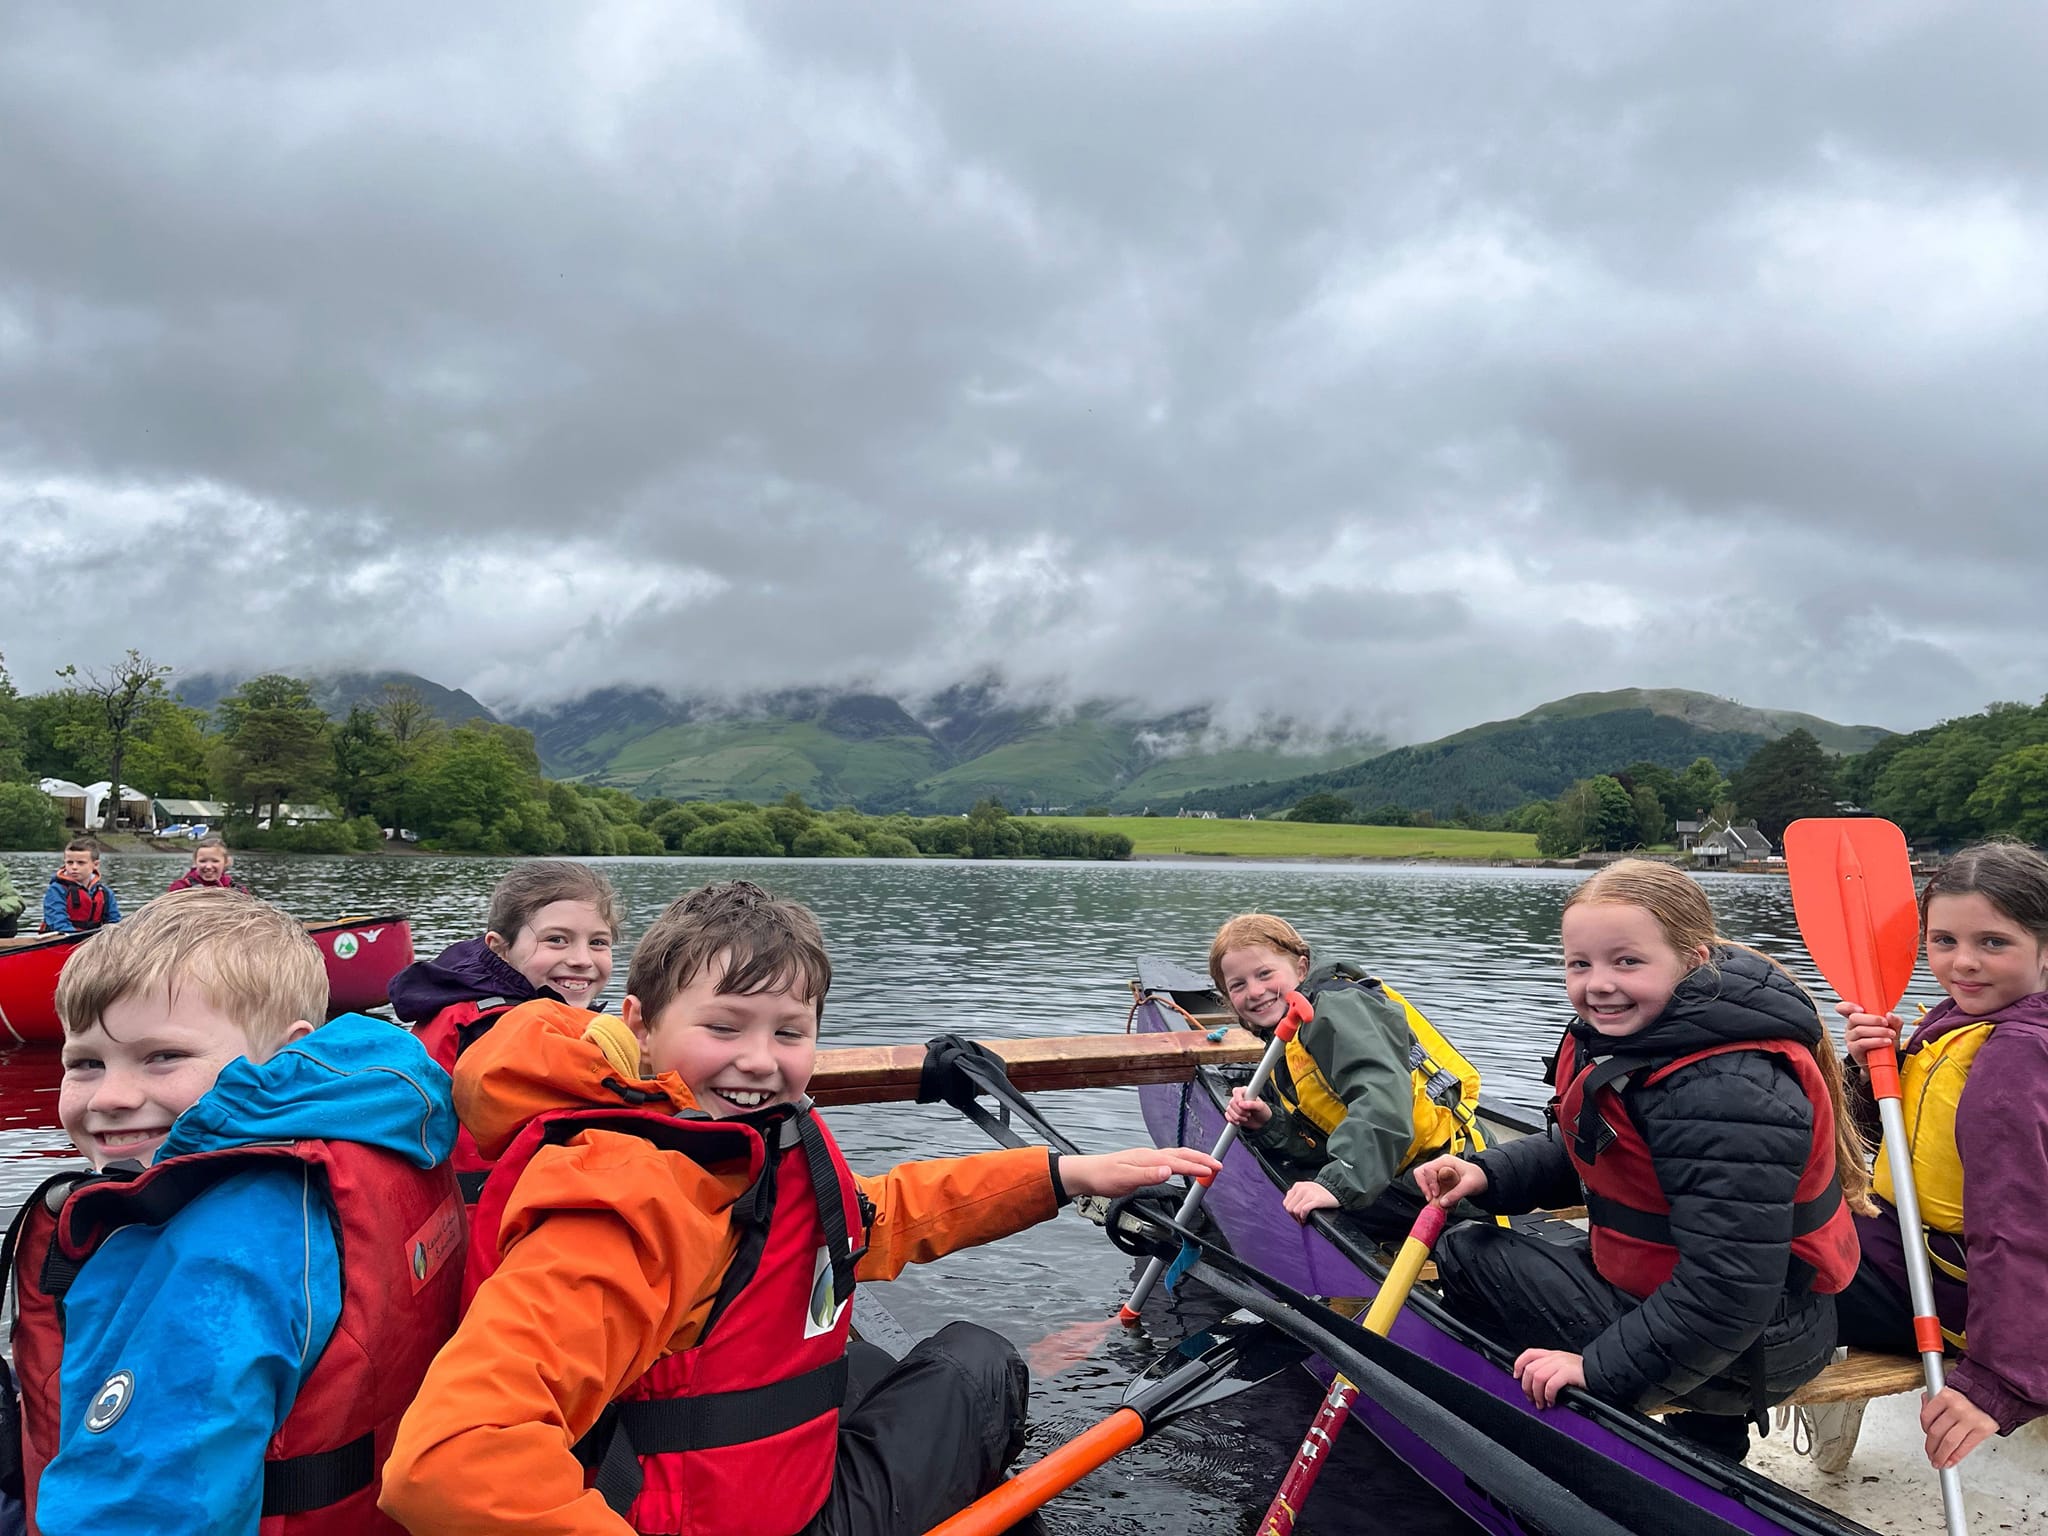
388,861,619,1199
165,833,244,892
40,840,120,933
1414,860,1871,1462
1214,912,1487,1239
381,879,1218,1536
6,888,462,1534
1831,840,2048,1471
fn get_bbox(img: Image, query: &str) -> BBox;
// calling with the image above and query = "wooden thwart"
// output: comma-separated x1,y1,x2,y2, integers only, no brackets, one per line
1787,1351,1926,1406
807,1027,1267,1106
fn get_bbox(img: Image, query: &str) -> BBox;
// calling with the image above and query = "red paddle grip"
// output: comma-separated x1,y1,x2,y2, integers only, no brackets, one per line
1866,1050,1903,1103
1915,1315,1946,1356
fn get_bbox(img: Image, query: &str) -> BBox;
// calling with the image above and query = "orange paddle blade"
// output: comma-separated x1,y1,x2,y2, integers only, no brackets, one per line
1783,818,1919,1014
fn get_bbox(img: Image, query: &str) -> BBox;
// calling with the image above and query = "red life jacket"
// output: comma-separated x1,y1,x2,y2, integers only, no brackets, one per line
465,1101,868,1536
1554,1032,1860,1301
413,997,521,1203
6,1141,464,1534
50,879,108,932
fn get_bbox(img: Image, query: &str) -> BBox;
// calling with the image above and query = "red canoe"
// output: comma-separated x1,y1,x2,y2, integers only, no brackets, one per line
0,913,415,1046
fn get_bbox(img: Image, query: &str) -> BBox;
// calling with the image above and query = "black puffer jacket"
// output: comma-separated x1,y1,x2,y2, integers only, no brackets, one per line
1475,947,1841,1414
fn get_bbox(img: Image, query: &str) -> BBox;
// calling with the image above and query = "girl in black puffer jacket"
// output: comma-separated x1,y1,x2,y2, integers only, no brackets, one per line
1415,860,1874,1461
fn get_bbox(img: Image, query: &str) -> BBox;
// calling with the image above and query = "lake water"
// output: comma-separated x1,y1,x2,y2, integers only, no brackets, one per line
0,851,1940,1533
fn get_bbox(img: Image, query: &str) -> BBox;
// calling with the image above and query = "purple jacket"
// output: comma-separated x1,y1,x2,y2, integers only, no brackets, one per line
1855,991,2048,1433
384,935,556,1025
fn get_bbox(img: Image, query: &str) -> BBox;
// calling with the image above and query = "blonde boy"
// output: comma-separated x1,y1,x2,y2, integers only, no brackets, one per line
8,890,459,1536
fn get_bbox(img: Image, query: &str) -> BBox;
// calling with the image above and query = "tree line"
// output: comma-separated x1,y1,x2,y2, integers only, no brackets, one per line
0,654,1132,862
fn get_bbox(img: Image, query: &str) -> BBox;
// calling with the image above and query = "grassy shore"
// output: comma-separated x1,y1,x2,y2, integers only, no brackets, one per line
1035,817,1540,861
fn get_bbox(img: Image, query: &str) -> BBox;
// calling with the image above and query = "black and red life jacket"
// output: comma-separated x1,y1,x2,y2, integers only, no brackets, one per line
5,1140,464,1535
1555,1031,1860,1301
464,1101,867,1536
48,879,108,933
413,997,522,1203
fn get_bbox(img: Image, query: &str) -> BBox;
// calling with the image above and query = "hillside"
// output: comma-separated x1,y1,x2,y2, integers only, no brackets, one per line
1187,689,1892,818
177,669,497,728
506,684,1385,814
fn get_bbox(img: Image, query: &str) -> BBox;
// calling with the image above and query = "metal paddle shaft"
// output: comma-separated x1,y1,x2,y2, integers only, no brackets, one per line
1784,818,1967,1536
1259,1203,1449,1536
923,1313,1304,1536
1120,990,1313,1324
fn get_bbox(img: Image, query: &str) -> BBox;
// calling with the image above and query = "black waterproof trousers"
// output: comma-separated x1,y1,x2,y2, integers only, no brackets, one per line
1434,1222,1837,1461
806,1321,1031,1536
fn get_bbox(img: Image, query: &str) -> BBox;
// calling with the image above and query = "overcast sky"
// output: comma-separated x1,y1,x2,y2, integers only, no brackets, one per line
3,2,2043,743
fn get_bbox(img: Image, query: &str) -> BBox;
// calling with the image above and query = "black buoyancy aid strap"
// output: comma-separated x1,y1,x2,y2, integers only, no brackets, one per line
1587,1180,1844,1250
1571,1053,1637,1163
262,1431,376,1517
2,1169,97,1310
795,1112,860,1304
585,1359,851,1517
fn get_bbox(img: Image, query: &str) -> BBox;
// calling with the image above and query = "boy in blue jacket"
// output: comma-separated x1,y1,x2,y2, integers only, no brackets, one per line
5,888,462,1535
40,841,120,933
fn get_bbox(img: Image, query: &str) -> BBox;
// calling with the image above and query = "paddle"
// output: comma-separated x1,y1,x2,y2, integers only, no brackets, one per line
922,1313,1305,1536
1258,1202,1448,1536
1784,817,1968,1536
1119,989,1313,1323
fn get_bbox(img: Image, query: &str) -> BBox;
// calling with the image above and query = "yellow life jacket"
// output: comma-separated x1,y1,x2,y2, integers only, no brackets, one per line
1276,976,1487,1168
1873,1019,1994,1327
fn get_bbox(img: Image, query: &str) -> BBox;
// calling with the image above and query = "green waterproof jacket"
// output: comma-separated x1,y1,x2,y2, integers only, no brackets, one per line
0,866,23,928
1251,961,1416,1208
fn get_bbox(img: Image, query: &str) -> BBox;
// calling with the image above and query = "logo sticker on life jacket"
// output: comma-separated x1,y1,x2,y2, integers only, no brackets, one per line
85,1370,134,1433
404,1194,464,1295
804,1244,849,1339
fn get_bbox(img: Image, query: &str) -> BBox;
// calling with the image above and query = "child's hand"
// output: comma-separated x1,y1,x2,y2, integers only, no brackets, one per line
1512,1348,1585,1408
1224,1087,1272,1131
1412,1154,1487,1209
1920,1386,1997,1470
1835,1000,1904,1065
1060,1145,1221,1199
1282,1180,1339,1223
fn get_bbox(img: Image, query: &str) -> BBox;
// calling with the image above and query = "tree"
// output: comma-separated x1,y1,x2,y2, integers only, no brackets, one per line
1674,757,1730,820
1966,743,2048,844
123,697,212,798
1289,792,1353,824
215,675,333,822
55,650,173,827
1631,784,1667,847
0,781,67,849
1729,729,1836,841
376,683,443,751
0,653,24,783
331,706,404,822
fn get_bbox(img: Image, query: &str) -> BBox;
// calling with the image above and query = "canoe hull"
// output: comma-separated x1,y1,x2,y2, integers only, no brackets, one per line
0,914,413,1044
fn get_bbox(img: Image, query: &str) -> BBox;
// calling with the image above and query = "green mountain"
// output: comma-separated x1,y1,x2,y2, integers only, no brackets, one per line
1188,688,1892,818
508,683,1384,814
177,669,497,728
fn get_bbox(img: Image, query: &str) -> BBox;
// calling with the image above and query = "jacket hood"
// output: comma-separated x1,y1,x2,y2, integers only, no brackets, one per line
454,998,698,1159
1570,944,1824,1061
387,935,556,1023
161,1012,456,1168
1911,989,2048,1050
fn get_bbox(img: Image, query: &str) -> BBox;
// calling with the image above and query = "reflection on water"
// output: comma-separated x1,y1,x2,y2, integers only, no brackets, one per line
0,851,1944,1533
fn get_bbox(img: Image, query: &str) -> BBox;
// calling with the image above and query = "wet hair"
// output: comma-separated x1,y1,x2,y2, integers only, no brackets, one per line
628,880,831,1026
1564,859,1874,1216
1207,912,1311,996
57,888,327,1058
63,839,100,860
485,861,621,944
1917,839,2048,943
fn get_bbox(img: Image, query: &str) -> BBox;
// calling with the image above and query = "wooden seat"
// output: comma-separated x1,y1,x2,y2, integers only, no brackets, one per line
1787,1350,1925,1406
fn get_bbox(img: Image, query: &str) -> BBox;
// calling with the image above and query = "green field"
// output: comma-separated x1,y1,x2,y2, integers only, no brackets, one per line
1035,817,1540,860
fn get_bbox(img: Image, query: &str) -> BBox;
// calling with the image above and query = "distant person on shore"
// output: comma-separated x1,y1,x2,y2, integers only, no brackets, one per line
0,865,23,939
1821,840,2048,1471
40,840,121,933
10,887,459,1533
387,860,619,1201
1414,860,1871,1463
165,834,244,893
1214,912,1489,1241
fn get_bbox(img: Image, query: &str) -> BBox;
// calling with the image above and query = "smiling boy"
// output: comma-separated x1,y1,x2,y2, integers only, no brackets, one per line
382,879,1217,1536
7,888,461,1535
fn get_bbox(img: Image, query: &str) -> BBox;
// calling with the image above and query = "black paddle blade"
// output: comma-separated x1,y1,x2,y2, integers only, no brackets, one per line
1125,1312,1307,1427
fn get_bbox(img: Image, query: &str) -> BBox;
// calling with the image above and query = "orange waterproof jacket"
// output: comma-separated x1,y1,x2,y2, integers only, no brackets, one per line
378,1001,1059,1536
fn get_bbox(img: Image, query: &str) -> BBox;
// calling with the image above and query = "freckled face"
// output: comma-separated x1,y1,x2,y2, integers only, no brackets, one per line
1219,945,1309,1032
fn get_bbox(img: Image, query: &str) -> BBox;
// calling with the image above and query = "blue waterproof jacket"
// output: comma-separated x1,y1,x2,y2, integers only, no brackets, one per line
40,876,121,933
35,1015,455,1536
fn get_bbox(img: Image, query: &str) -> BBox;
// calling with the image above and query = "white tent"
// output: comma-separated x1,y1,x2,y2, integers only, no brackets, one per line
81,781,157,832
36,777,90,825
